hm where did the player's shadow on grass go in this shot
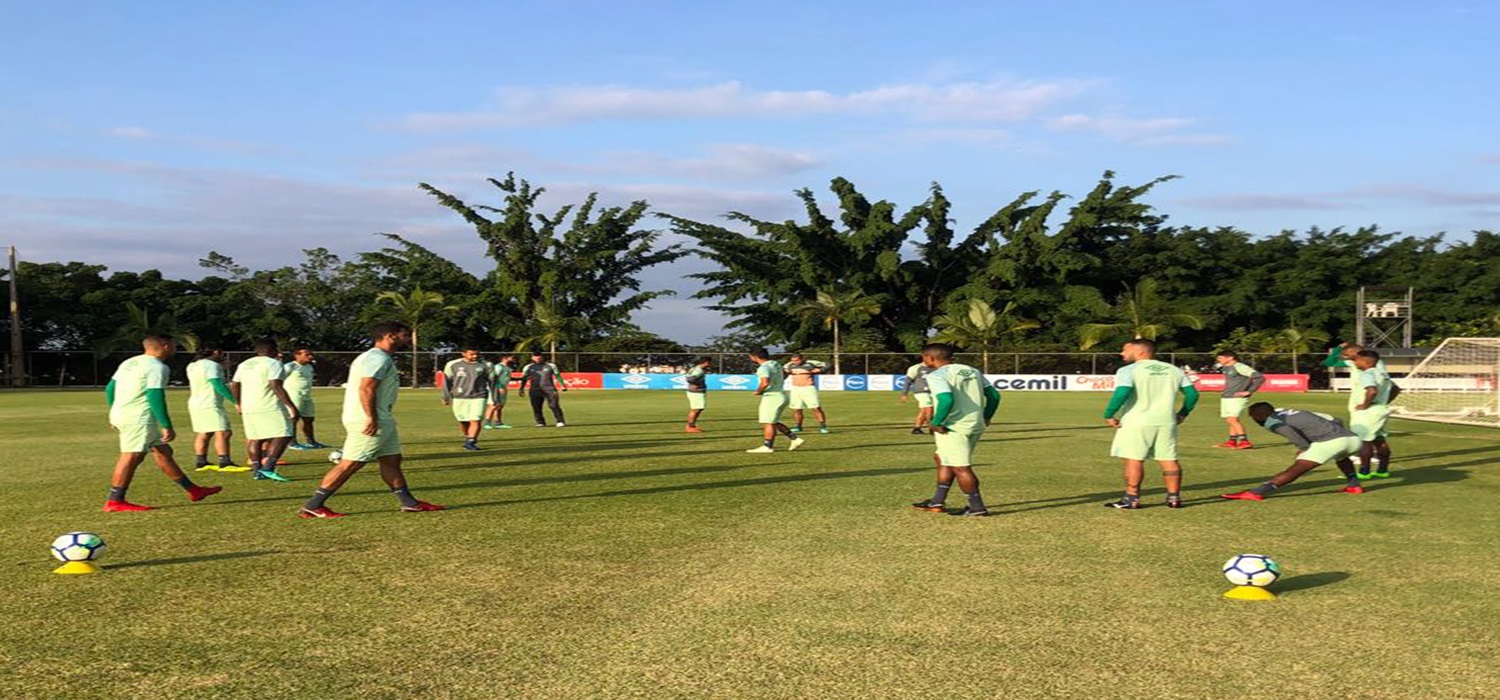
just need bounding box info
[1399,443,1500,462]
[1274,571,1351,593]
[107,550,281,570]
[451,465,927,510]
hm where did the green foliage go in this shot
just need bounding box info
[932,299,1040,371]
[1077,279,1205,349]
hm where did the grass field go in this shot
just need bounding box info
[2,388,1497,700]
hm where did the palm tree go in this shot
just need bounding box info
[375,286,458,387]
[791,289,882,374]
[932,299,1040,372]
[1078,279,1205,350]
[1255,326,1330,373]
[99,302,200,353]
[512,300,590,363]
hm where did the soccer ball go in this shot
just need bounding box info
[1222,554,1281,587]
[328,450,344,463]
[50,532,106,563]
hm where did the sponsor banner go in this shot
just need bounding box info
[561,373,604,390]
[868,374,896,392]
[710,374,759,391]
[841,374,869,391]
[817,375,845,391]
[1197,373,1309,392]
[1336,377,1489,390]
[601,373,671,390]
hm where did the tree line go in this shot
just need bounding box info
[6,172,1498,366]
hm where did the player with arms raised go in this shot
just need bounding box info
[683,356,712,433]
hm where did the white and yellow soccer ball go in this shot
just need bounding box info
[328,450,344,463]
[1223,554,1281,587]
[50,532,106,563]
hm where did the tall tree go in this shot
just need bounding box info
[1078,279,1205,350]
[375,286,458,387]
[932,299,1040,372]
[790,289,883,374]
[99,302,201,353]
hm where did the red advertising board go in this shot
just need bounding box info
[561,372,605,390]
[1193,374,1308,392]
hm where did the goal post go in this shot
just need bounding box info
[1390,338,1500,427]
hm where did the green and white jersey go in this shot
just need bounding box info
[233,356,286,413]
[488,361,514,399]
[756,360,785,393]
[442,359,492,400]
[1113,359,1192,427]
[344,347,399,424]
[1357,365,1395,406]
[187,358,227,410]
[1219,362,1264,397]
[905,363,934,394]
[109,354,170,425]
[283,361,315,398]
[684,366,708,393]
[521,362,563,392]
[1332,356,1389,410]
[928,363,989,434]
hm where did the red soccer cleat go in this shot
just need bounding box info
[276,458,291,466]
[1233,441,1255,450]
[102,500,154,512]
[400,501,446,513]
[1342,485,1365,495]
[1220,491,1265,501]
[685,426,703,433]
[186,485,223,502]
[1214,440,1239,449]
[298,506,347,519]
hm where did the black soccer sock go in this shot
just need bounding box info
[819,422,827,429]
[1375,456,1390,473]
[1166,491,1182,502]
[304,488,333,511]
[762,438,774,448]
[194,454,208,467]
[391,486,420,508]
[1250,481,1279,496]
[173,476,196,491]
[965,490,986,511]
[930,482,952,505]
[217,454,233,466]
[108,485,128,502]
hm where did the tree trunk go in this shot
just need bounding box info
[982,348,989,373]
[832,321,841,375]
[411,327,420,388]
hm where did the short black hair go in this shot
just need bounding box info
[695,356,712,365]
[1356,349,1382,361]
[195,347,222,360]
[142,334,174,349]
[1216,350,1239,360]
[1125,338,1158,354]
[1248,401,1275,422]
[253,338,279,355]
[370,320,411,340]
[748,347,770,360]
[920,343,955,362]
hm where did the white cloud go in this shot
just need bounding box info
[1179,183,1500,211]
[1046,114,1229,146]
[377,143,822,183]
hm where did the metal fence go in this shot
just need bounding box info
[2,350,1339,388]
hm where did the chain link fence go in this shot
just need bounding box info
[5,350,1336,388]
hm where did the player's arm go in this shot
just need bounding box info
[359,376,379,435]
[516,365,531,395]
[1178,384,1200,420]
[1322,347,1347,368]
[1389,381,1403,402]
[553,365,567,392]
[229,380,244,412]
[1102,386,1134,421]
[440,364,455,404]
[105,379,116,408]
[1244,368,1266,396]
[269,379,299,419]
[901,367,916,399]
[145,388,174,432]
[754,375,770,395]
[209,377,237,404]
[982,386,1001,424]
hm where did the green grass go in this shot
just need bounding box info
[1,389,1497,700]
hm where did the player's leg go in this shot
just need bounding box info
[244,436,265,472]
[1224,416,1247,447]
[686,393,705,432]
[546,391,565,425]
[1224,459,1322,501]
[813,406,829,433]
[950,467,988,516]
[1370,438,1391,477]
[255,436,294,482]
[1159,460,1184,508]
[193,431,213,470]
[791,408,804,431]
[1106,426,1148,508]
[913,453,953,511]
[211,430,241,470]
[149,443,221,502]
[104,449,151,510]
[529,392,546,426]
[300,458,365,517]
[944,432,988,515]
[373,453,444,512]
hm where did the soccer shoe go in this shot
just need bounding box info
[307,442,333,449]
[1233,441,1255,450]
[1165,496,1185,509]
[534,422,547,428]
[1220,491,1265,501]
[102,500,153,512]
[483,423,495,430]
[949,506,992,517]
[1355,472,1374,481]
[789,426,802,433]
[496,423,513,429]
[401,501,446,513]
[186,485,223,502]
[194,463,220,472]
[1104,497,1141,509]
[745,445,775,454]
[910,427,926,435]
[254,469,292,483]
[298,506,346,519]
[288,443,311,451]
[819,427,831,434]
[1214,440,1239,449]
[1342,485,1366,495]
[462,442,481,451]
[787,437,806,451]
[1372,470,1391,479]
[217,464,251,473]
[556,422,566,428]
[685,426,703,433]
[910,499,947,513]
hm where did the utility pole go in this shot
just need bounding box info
[8,246,24,387]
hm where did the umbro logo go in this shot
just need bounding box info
[621,374,653,386]
[721,376,751,387]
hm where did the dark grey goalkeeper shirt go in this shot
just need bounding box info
[1263,409,1357,450]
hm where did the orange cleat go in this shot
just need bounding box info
[186,485,223,502]
[102,500,154,512]
[1220,491,1265,501]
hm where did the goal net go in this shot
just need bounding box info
[1390,338,1500,427]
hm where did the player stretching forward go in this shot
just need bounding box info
[683,356,712,433]
[299,321,444,518]
[484,353,517,429]
[910,343,1001,517]
[186,348,246,472]
[232,339,298,482]
[785,353,830,433]
[1351,349,1399,479]
[1222,402,1366,500]
[1102,339,1199,509]
[518,351,567,427]
[1213,350,1264,449]
[102,334,222,511]
[746,348,805,453]
[441,345,492,451]
[902,359,936,434]
[284,346,329,449]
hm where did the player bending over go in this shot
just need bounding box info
[683,356,711,433]
[102,334,222,511]
[910,343,1001,517]
[745,348,805,453]
[1102,339,1199,509]
[1222,402,1366,501]
[299,321,443,518]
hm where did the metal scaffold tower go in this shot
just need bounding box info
[1356,286,1413,349]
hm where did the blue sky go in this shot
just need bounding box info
[2,1,1496,342]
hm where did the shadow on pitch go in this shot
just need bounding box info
[107,550,282,570]
[1274,571,1352,593]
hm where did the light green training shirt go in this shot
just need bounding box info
[187,358,226,410]
[344,347,400,424]
[756,360,785,394]
[109,355,170,425]
[283,361,315,398]
[1113,359,1193,427]
[927,363,989,434]
[232,356,286,414]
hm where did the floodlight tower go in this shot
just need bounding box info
[1355,286,1414,349]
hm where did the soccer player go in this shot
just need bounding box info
[1213,350,1265,449]
[1350,349,1400,479]
[1101,338,1200,509]
[441,345,492,451]
[186,348,247,473]
[909,343,1002,517]
[784,353,830,433]
[299,321,444,518]
[683,356,711,432]
[231,338,298,482]
[1322,341,1388,473]
[102,334,222,511]
[484,353,517,429]
[1222,402,1366,500]
[901,360,936,435]
[284,346,329,449]
[518,351,567,427]
[745,348,804,453]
